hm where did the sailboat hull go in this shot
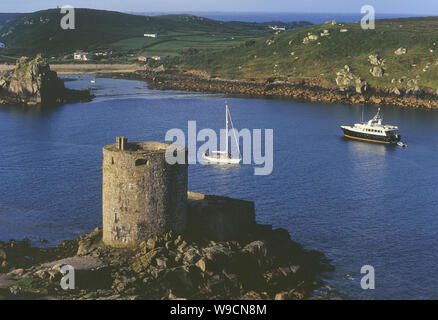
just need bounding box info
[202,154,242,164]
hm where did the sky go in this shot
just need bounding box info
[0,0,437,15]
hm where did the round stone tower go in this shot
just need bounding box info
[102,137,188,248]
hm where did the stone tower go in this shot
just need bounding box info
[102,137,188,247]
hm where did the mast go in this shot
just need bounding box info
[225,103,229,153]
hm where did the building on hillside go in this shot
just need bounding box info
[94,51,111,57]
[144,33,158,38]
[151,56,164,61]
[269,26,286,31]
[137,56,149,62]
[73,51,93,61]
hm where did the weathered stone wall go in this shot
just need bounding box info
[187,191,256,241]
[102,138,188,248]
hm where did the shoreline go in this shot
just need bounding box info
[3,62,438,109]
[119,69,438,109]
[0,64,142,75]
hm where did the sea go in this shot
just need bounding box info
[0,76,437,299]
[133,11,425,24]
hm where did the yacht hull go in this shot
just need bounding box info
[341,127,399,144]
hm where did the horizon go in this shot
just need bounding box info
[0,8,434,20]
[0,0,437,15]
[0,9,436,16]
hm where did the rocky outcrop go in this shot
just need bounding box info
[335,65,368,94]
[370,66,384,77]
[303,33,318,44]
[0,226,335,300]
[368,54,385,66]
[0,55,93,106]
[367,54,385,77]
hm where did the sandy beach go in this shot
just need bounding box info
[0,63,142,75]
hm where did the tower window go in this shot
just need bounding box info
[135,159,148,166]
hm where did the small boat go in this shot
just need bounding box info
[341,108,401,144]
[397,141,407,148]
[202,103,242,164]
[90,79,96,84]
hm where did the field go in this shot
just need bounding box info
[0,9,272,63]
[174,17,438,90]
[109,32,266,57]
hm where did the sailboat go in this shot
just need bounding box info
[202,103,242,164]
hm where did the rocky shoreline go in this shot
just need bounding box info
[123,69,438,109]
[0,225,336,300]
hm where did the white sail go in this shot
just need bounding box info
[203,103,242,164]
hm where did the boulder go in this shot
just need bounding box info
[242,241,269,267]
[155,257,168,269]
[195,258,207,272]
[9,286,22,296]
[394,47,407,55]
[275,291,289,300]
[368,54,385,66]
[183,247,201,265]
[370,66,384,77]
[0,248,6,260]
[390,88,401,95]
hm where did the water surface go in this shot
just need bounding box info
[0,76,437,299]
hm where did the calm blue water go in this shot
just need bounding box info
[1,76,437,299]
[135,12,425,24]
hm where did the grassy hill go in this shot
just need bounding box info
[0,13,22,26]
[174,17,438,91]
[0,9,277,61]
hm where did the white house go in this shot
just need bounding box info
[144,33,158,38]
[269,26,286,31]
[73,51,93,61]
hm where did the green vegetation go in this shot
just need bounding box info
[0,13,21,26]
[0,9,273,63]
[174,17,438,90]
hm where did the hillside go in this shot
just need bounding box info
[0,13,21,26]
[174,17,438,91]
[0,9,277,60]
